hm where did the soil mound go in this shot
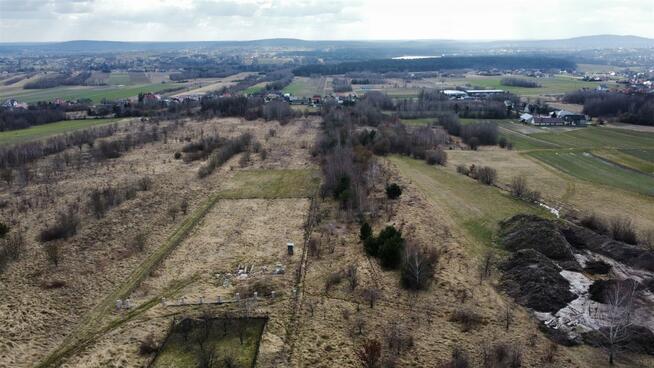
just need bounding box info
[499,214,577,264]
[499,249,576,313]
[561,224,654,272]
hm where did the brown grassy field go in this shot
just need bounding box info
[2,113,652,368]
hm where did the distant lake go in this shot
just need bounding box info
[392,55,441,60]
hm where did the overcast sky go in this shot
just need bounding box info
[1,0,653,42]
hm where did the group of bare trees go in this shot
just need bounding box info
[88,176,152,219]
[197,133,253,178]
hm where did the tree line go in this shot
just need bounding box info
[563,90,654,126]
[293,56,576,76]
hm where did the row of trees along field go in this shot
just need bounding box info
[563,90,654,126]
[293,55,576,76]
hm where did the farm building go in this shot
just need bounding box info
[443,90,468,99]
[555,110,589,126]
[531,117,565,126]
[465,89,505,97]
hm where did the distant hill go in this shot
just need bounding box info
[0,35,652,55]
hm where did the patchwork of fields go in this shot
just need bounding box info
[0,118,124,145]
[527,150,654,196]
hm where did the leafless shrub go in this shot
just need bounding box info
[542,342,558,364]
[0,168,13,186]
[356,339,382,368]
[130,232,147,253]
[40,205,80,242]
[502,301,515,331]
[642,228,654,251]
[385,322,413,356]
[580,213,610,235]
[456,164,470,176]
[442,346,470,368]
[3,230,24,261]
[180,198,189,215]
[609,216,637,245]
[239,150,250,168]
[345,264,359,291]
[138,176,153,191]
[138,334,158,355]
[167,206,179,222]
[44,242,61,267]
[308,237,321,258]
[362,287,380,308]
[510,176,528,198]
[477,250,495,285]
[475,166,497,185]
[353,315,366,336]
[450,307,483,332]
[426,148,447,166]
[325,271,343,293]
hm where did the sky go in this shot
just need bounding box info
[1,0,653,42]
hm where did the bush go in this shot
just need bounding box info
[456,164,470,176]
[325,271,343,292]
[364,225,405,269]
[40,206,80,242]
[609,216,637,244]
[426,148,447,166]
[580,213,609,235]
[499,136,508,148]
[174,151,182,160]
[386,183,402,199]
[139,334,158,355]
[0,222,8,238]
[131,232,147,253]
[44,242,61,266]
[450,307,483,332]
[360,222,372,241]
[468,137,479,150]
[476,166,497,185]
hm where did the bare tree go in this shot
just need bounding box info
[362,287,380,309]
[502,301,515,331]
[510,175,528,198]
[167,206,179,222]
[400,244,439,290]
[44,242,61,267]
[477,251,494,285]
[356,339,382,368]
[346,264,359,291]
[591,280,638,365]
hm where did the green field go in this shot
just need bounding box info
[282,77,326,97]
[620,148,654,164]
[527,150,654,196]
[592,149,654,175]
[400,118,435,126]
[0,83,184,103]
[0,118,123,145]
[217,169,319,199]
[106,72,132,85]
[390,155,547,254]
[243,82,267,95]
[465,75,613,96]
[152,318,266,368]
[497,122,654,151]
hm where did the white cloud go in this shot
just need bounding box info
[0,0,652,42]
